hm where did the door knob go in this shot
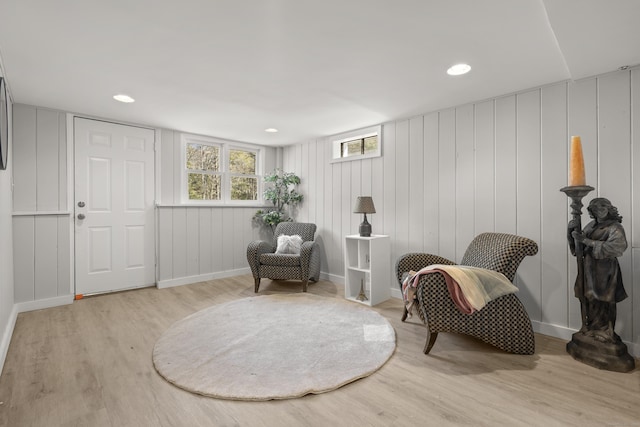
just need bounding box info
[78,201,85,208]
[77,213,86,220]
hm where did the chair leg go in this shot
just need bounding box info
[254,278,260,293]
[302,280,308,292]
[423,330,438,354]
[401,306,408,322]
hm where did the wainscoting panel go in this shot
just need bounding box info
[516,89,542,322]
[455,104,475,262]
[283,68,640,353]
[474,100,496,235]
[12,105,71,305]
[540,83,569,327]
[12,215,70,303]
[408,116,424,253]
[157,206,262,286]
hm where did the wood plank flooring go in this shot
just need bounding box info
[0,276,638,426]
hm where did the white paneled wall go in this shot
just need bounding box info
[284,69,640,354]
[12,105,71,304]
[155,129,279,288]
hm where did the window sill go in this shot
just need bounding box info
[330,152,381,164]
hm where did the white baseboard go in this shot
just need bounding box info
[0,304,18,376]
[157,267,251,289]
[16,295,74,313]
[530,320,576,342]
[319,271,344,285]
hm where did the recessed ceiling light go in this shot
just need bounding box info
[113,94,135,103]
[447,63,471,76]
[265,128,278,133]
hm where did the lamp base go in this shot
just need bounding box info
[359,214,372,237]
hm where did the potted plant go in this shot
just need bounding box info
[254,169,303,233]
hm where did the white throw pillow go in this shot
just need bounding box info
[275,234,303,254]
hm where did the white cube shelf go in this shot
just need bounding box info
[344,235,390,306]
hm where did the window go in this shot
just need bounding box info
[228,148,258,201]
[181,134,262,204]
[331,125,382,162]
[186,142,222,201]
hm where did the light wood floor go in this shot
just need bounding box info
[0,276,638,427]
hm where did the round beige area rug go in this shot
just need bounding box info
[153,293,396,401]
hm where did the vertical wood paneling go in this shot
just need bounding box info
[242,208,254,268]
[394,120,410,258]
[370,156,384,244]
[306,141,316,224]
[172,132,181,204]
[340,162,350,273]
[408,116,424,252]
[350,159,361,235]
[57,216,70,296]
[171,208,187,278]
[13,217,35,302]
[158,208,173,281]
[186,209,199,276]
[160,129,175,204]
[58,113,67,210]
[540,83,570,326]
[598,71,633,342]
[567,78,598,329]
[495,95,517,234]
[221,208,234,271]
[438,110,456,261]
[382,123,396,261]
[516,89,542,321]
[315,141,325,233]
[34,216,58,300]
[423,112,439,253]
[474,100,495,234]
[303,143,311,221]
[360,159,372,198]
[211,208,223,272]
[199,208,212,274]
[36,109,60,211]
[232,208,245,269]
[12,104,37,211]
[455,105,475,260]
[321,139,333,274]
[330,163,342,276]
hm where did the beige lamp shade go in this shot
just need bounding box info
[353,196,376,214]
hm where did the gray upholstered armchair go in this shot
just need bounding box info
[396,232,538,355]
[247,222,321,293]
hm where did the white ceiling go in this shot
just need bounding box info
[1,0,639,146]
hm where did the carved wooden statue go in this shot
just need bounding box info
[567,197,635,372]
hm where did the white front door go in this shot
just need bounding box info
[74,118,155,296]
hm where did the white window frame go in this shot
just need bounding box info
[225,144,261,204]
[180,133,264,205]
[330,124,382,163]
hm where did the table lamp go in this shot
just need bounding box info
[353,196,376,237]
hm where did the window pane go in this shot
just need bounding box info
[341,139,363,157]
[186,143,219,171]
[188,173,221,200]
[231,176,258,200]
[363,136,378,155]
[229,149,256,174]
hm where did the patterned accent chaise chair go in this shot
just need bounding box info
[247,222,321,293]
[396,232,538,355]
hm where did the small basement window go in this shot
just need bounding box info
[331,125,382,163]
